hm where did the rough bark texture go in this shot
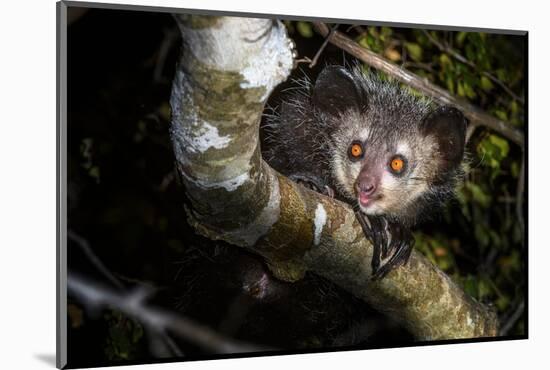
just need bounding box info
[170,15,498,340]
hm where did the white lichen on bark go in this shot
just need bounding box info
[176,16,294,102]
[313,203,327,246]
[171,16,293,195]
[170,15,293,249]
[190,121,232,153]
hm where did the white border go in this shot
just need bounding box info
[1,0,545,369]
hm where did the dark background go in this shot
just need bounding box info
[66,7,526,368]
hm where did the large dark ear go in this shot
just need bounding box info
[422,106,467,174]
[311,66,364,116]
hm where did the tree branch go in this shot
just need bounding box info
[68,273,268,354]
[170,15,498,341]
[68,230,188,357]
[312,22,524,148]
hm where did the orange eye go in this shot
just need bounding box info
[390,156,405,173]
[349,142,363,159]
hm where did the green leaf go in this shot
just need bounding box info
[446,75,455,94]
[368,26,379,38]
[480,75,494,91]
[511,160,520,178]
[380,27,393,38]
[456,31,467,45]
[457,81,465,97]
[358,35,369,49]
[489,230,502,248]
[477,134,510,170]
[466,182,491,208]
[496,295,510,311]
[463,81,477,99]
[405,42,423,62]
[478,277,493,299]
[455,185,472,220]
[494,109,508,121]
[489,134,510,158]
[439,53,452,67]
[132,322,144,343]
[296,22,313,38]
[463,275,478,298]
[89,166,100,183]
[510,100,519,114]
[495,68,509,82]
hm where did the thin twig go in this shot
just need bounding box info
[68,273,271,354]
[312,22,524,148]
[499,301,525,336]
[161,334,185,357]
[153,27,180,84]
[68,230,125,290]
[346,24,366,35]
[465,123,479,143]
[309,24,339,68]
[68,230,185,356]
[294,56,313,65]
[516,153,525,239]
[158,166,177,192]
[401,61,435,74]
[146,327,185,358]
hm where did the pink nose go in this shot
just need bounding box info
[356,177,377,196]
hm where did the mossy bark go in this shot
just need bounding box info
[170,15,498,340]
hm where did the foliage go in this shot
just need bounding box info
[104,310,144,361]
[352,25,525,334]
[286,21,526,335]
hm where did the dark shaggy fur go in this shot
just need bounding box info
[262,65,467,227]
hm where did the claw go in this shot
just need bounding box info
[355,211,414,280]
[324,185,335,198]
[289,174,335,198]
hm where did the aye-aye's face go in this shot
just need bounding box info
[329,110,442,219]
